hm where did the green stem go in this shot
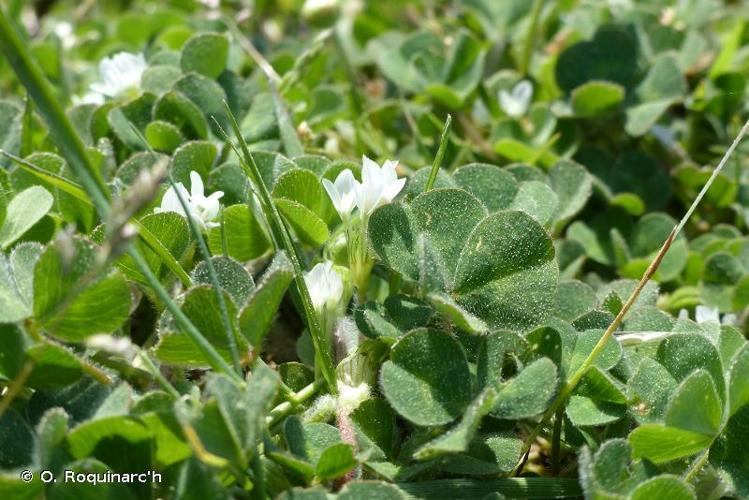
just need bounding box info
[683,448,711,483]
[137,350,181,400]
[0,149,193,288]
[0,360,34,419]
[267,378,328,426]
[424,115,452,192]
[128,248,241,381]
[520,0,545,76]
[0,6,110,214]
[222,105,338,393]
[166,174,243,375]
[512,117,749,476]
[0,4,240,383]
[551,406,563,475]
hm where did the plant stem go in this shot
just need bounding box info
[425,115,452,192]
[520,0,545,76]
[0,7,240,382]
[551,406,563,475]
[0,360,34,419]
[166,174,243,375]
[128,248,241,381]
[222,106,338,392]
[0,6,110,214]
[137,351,181,400]
[267,378,327,426]
[512,117,749,476]
[683,448,711,483]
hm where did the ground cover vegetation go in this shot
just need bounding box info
[0,0,748,498]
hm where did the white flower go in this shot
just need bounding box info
[86,334,136,361]
[199,0,220,8]
[154,171,224,230]
[694,305,737,326]
[302,0,338,18]
[355,155,405,216]
[53,21,75,49]
[322,169,358,221]
[89,52,147,99]
[304,261,343,313]
[499,80,533,118]
[336,380,370,414]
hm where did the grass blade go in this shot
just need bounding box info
[0,7,110,213]
[0,149,193,288]
[220,103,337,392]
[425,114,452,192]
[397,477,582,499]
[0,6,238,381]
[512,117,749,476]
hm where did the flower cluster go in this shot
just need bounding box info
[322,155,405,302]
[154,171,224,230]
[322,155,405,221]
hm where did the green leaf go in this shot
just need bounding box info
[509,181,559,226]
[728,344,749,417]
[630,476,695,500]
[192,256,254,308]
[207,204,270,262]
[154,90,209,139]
[155,285,248,366]
[656,334,725,403]
[170,140,217,185]
[0,185,53,249]
[118,212,191,285]
[437,433,522,476]
[566,395,625,426]
[571,81,625,117]
[284,417,342,465]
[453,164,518,213]
[625,55,687,136]
[549,160,592,226]
[145,120,184,153]
[33,239,132,341]
[709,405,749,499]
[491,358,557,419]
[0,409,33,468]
[351,398,397,461]
[452,210,558,330]
[238,252,294,347]
[337,481,407,500]
[414,387,497,459]
[380,329,472,426]
[315,443,358,481]
[25,343,82,389]
[665,369,722,436]
[629,424,713,463]
[627,357,678,424]
[275,198,330,246]
[555,25,637,93]
[180,33,229,79]
[174,73,229,135]
[567,329,622,375]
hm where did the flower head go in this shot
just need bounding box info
[322,169,358,221]
[355,155,405,216]
[304,261,344,313]
[154,171,224,230]
[88,52,147,99]
[499,80,533,118]
[693,305,737,326]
